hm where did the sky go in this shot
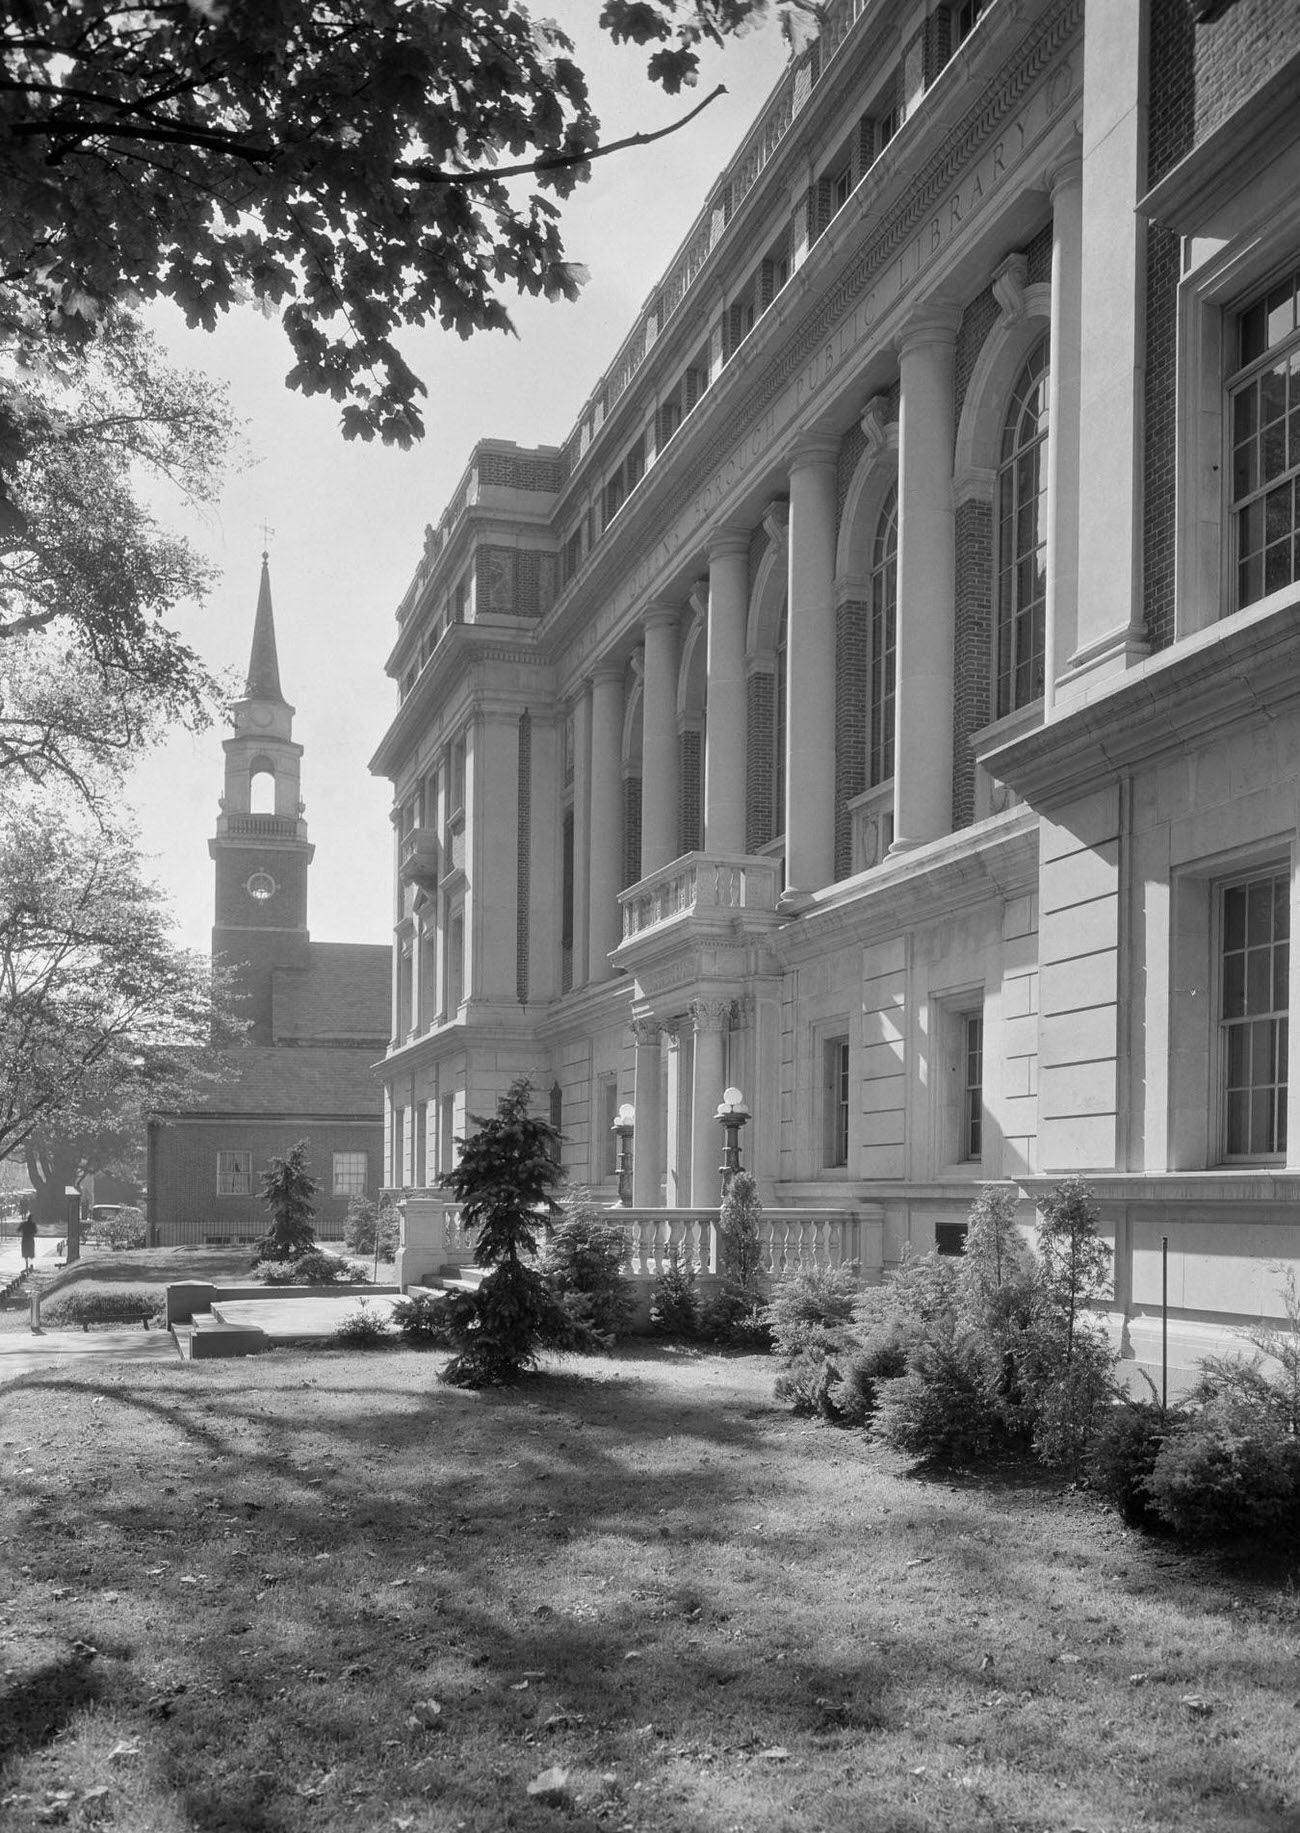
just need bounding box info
[128,5,791,957]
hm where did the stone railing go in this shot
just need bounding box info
[619,852,781,943]
[615,1208,871,1280]
[220,813,301,840]
[384,1192,470,1287]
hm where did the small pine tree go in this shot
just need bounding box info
[718,1171,765,1293]
[256,1142,318,1262]
[649,1248,699,1338]
[541,1190,635,1345]
[437,1078,567,1387]
[1023,1178,1117,1470]
[1034,1177,1112,1366]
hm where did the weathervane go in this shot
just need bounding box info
[259,518,275,560]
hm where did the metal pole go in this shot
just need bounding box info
[1161,1233,1168,1414]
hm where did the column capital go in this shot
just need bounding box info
[690,995,736,1035]
[1047,140,1083,201]
[894,302,963,359]
[630,1016,662,1048]
[588,658,625,688]
[707,525,751,562]
[642,603,679,633]
[787,430,841,471]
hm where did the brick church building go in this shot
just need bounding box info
[148,558,389,1245]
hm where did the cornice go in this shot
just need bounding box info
[368,623,554,780]
[774,808,1039,962]
[979,597,1300,811]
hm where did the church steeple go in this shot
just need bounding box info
[209,553,314,1038]
[245,553,287,704]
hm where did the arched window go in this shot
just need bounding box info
[995,338,1050,717]
[868,484,898,787]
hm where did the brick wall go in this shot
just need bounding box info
[151,1117,384,1245]
[679,728,702,853]
[1189,0,1299,144]
[474,545,556,617]
[835,600,869,879]
[623,775,642,889]
[746,672,775,852]
[952,498,993,829]
[516,712,531,1005]
[954,289,999,430]
[477,450,566,492]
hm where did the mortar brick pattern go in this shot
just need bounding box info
[1190,0,1295,145]
[679,729,703,853]
[477,451,566,492]
[623,775,643,889]
[835,600,869,879]
[954,289,999,428]
[952,498,993,829]
[746,671,775,852]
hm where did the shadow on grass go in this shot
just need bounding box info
[0,1655,102,1759]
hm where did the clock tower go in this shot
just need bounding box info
[209,554,315,1041]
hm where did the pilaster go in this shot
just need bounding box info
[783,435,840,902]
[704,528,750,855]
[640,608,681,876]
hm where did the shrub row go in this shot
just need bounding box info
[43,1288,162,1330]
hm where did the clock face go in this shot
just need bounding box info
[246,871,278,902]
[251,705,273,728]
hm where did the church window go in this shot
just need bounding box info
[332,1151,368,1197]
[869,485,898,787]
[216,1149,253,1196]
[995,337,1050,717]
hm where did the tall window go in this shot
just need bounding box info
[869,485,898,787]
[772,602,788,839]
[1231,263,1300,610]
[823,1036,850,1168]
[960,1011,984,1162]
[216,1150,253,1196]
[995,338,1050,717]
[1221,871,1290,1159]
[332,1152,368,1197]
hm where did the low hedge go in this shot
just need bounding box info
[42,1288,163,1331]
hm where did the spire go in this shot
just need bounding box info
[246,552,286,704]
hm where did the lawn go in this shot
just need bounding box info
[1,1343,1297,1833]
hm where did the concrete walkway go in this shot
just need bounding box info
[0,1326,182,1382]
[211,1291,403,1340]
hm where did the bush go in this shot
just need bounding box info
[255,1249,366,1286]
[333,1299,395,1348]
[84,1206,147,1251]
[1024,1323,1118,1472]
[768,1263,861,1361]
[827,1328,911,1426]
[540,1193,635,1346]
[718,1172,765,1293]
[43,1288,161,1330]
[774,1347,840,1418]
[344,1196,401,1260]
[697,1283,772,1349]
[391,1290,458,1348]
[649,1250,698,1339]
[1144,1399,1300,1541]
[1088,1400,1180,1529]
[873,1330,1000,1465]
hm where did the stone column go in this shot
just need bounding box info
[893,309,960,850]
[664,1023,684,1207]
[783,438,839,899]
[1067,0,1148,692]
[1044,148,1083,709]
[640,608,680,877]
[631,1019,664,1206]
[571,686,591,988]
[587,663,625,982]
[704,529,750,855]
[689,998,732,1208]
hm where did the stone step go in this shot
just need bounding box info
[175,1309,270,1360]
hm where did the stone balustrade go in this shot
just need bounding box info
[619,852,781,943]
[615,1207,873,1280]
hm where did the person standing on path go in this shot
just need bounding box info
[19,1208,36,1272]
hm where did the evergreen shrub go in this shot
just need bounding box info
[255,1141,318,1262]
[391,1290,458,1348]
[256,1249,365,1286]
[649,1249,698,1338]
[84,1207,147,1251]
[43,1289,161,1330]
[333,1299,395,1348]
[344,1196,401,1260]
[540,1191,635,1346]
[1087,1400,1180,1529]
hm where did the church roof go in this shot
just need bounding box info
[153,1042,381,1119]
[246,554,287,703]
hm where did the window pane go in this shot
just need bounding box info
[1224,885,1246,949]
[1262,359,1288,425]
[1248,878,1274,945]
[1226,1019,1250,1083]
[1226,1087,1249,1155]
[1266,282,1296,351]
[1274,940,1290,1011]
[1274,876,1291,940]
[1234,384,1258,443]
[1241,300,1267,365]
[1250,1086,1275,1155]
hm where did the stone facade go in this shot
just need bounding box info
[370,0,1300,1383]
[149,561,389,1245]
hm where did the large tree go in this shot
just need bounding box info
[0,788,243,1168]
[0,311,235,797]
[0,0,773,449]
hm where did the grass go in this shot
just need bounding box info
[1,1343,1298,1833]
[0,1246,395,1337]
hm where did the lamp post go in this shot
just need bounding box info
[612,1103,635,1207]
[715,1086,751,1201]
